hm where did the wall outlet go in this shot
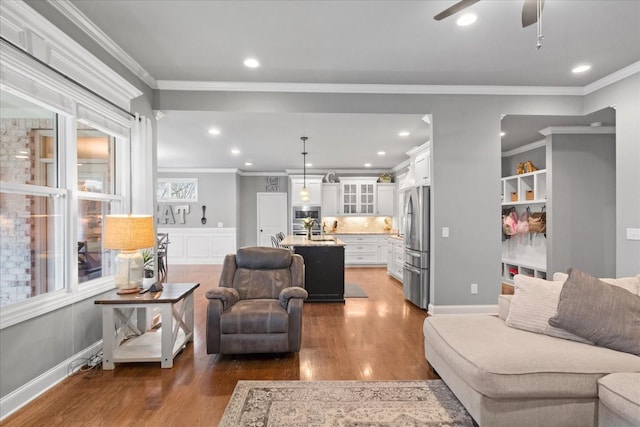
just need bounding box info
[442,227,449,238]
[470,283,478,294]
[217,222,223,228]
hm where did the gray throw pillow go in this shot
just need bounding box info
[549,268,640,356]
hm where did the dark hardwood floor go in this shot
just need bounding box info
[3,265,437,426]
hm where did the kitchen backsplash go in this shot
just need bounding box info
[322,216,395,234]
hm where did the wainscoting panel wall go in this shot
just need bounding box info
[158,228,236,264]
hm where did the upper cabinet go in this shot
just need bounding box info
[412,142,431,186]
[322,183,341,216]
[341,177,377,216]
[401,141,431,189]
[290,175,323,206]
[376,183,395,216]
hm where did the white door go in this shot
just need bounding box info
[257,192,288,247]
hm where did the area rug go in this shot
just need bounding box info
[344,282,368,298]
[219,380,474,426]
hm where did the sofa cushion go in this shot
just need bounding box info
[423,315,640,400]
[506,275,592,344]
[549,268,640,356]
[220,300,288,334]
[598,373,640,424]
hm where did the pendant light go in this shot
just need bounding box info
[300,136,310,202]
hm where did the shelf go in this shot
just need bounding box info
[502,258,545,271]
[502,199,546,206]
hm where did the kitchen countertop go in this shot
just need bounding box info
[386,234,404,241]
[280,235,346,247]
[324,231,398,235]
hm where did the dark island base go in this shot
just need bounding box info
[294,245,345,303]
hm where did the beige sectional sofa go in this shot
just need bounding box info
[423,272,640,427]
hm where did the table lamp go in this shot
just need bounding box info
[104,214,155,294]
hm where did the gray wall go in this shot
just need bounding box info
[238,176,289,248]
[584,73,640,276]
[156,90,588,307]
[157,171,238,228]
[547,133,616,277]
[502,146,546,178]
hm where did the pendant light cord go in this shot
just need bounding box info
[301,136,308,188]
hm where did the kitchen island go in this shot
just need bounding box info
[280,235,346,302]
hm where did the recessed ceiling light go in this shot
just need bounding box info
[244,58,260,68]
[244,161,253,166]
[364,163,372,168]
[377,151,386,156]
[305,163,312,167]
[19,150,28,154]
[208,128,220,135]
[231,149,240,155]
[15,155,29,159]
[398,131,410,137]
[500,131,506,137]
[572,64,591,74]
[457,13,477,26]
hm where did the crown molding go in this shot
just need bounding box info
[0,1,142,109]
[582,61,640,95]
[158,168,239,174]
[238,171,289,177]
[538,126,616,136]
[156,80,585,96]
[45,0,157,89]
[501,139,546,157]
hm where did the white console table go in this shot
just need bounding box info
[95,282,199,369]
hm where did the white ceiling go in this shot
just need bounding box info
[66,0,640,171]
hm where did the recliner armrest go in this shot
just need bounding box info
[206,287,240,310]
[279,286,308,309]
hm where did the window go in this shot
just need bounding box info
[0,87,126,306]
[0,90,63,306]
[76,125,120,284]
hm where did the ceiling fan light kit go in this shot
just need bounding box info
[434,0,546,48]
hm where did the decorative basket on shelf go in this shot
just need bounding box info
[525,190,534,200]
[378,172,393,183]
[510,192,518,202]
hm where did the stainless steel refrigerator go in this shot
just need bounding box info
[403,186,430,309]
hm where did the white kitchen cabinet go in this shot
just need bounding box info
[322,183,341,216]
[376,183,394,216]
[334,234,387,265]
[341,178,377,216]
[386,236,404,282]
[290,176,323,206]
[413,143,431,186]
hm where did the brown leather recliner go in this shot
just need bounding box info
[205,247,307,355]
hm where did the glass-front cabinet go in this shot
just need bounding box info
[341,178,377,216]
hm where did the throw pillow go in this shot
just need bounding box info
[553,271,639,295]
[549,268,640,356]
[506,274,592,344]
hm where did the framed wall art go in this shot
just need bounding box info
[157,178,198,202]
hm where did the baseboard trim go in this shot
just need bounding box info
[427,304,498,316]
[0,340,102,421]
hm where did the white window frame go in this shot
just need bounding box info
[0,18,140,328]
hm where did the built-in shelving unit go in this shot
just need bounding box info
[500,169,547,284]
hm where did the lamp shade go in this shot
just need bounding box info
[104,214,155,251]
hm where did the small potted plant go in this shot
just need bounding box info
[142,249,155,285]
[302,217,316,240]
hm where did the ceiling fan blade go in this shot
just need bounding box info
[434,0,481,21]
[522,0,545,27]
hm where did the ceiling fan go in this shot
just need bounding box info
[434,0,544,28]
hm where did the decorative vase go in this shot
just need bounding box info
[306,228,311,240]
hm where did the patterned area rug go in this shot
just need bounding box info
[220,380,474,426]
